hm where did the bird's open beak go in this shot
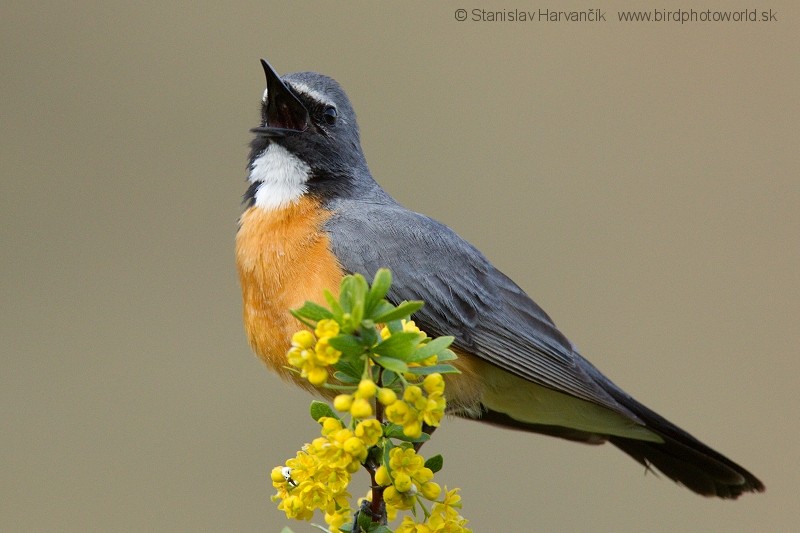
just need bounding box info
[250,59,309,138]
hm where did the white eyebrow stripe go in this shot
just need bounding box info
[287,81,335,108]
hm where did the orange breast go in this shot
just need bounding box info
[235,197,487,410]
[235,198,345,390]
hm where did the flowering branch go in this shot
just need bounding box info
[270,269,471,532]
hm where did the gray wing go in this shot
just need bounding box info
[325,200,638,419]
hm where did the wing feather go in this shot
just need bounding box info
[325,200,637,419]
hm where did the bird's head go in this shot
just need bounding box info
[246,60,368,210]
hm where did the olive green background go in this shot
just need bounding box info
[2,2,797,532]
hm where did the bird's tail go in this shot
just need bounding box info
[603,388,765,498]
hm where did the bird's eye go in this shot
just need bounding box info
[323,106,337,126]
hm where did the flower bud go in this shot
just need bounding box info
[350,398,373,419]
[333,394,353,412]
[357,379,377,399]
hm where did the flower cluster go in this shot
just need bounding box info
[377,320,448,439]
[271,415,384,531]
[383,375,446,439]
[375,447,440,517]
[333,378,379,419]
[394,488,470,533]
[286,319,342,385]
[270,270,467,532]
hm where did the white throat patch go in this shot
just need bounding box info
[248,144,311,211]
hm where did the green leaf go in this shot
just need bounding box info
[321,383,360,391]
[290,301,333,322]
[407,336,454,363]
[405,363,460,376]
[359,322,378,347]
[350,275,368,323]
[373,331,424,359]
[365,268,392,313]
[357,506,374,531]
[385,424,431,443]
[324,290,344,320]
[386,319,404,334]
[372,301,424,323]
[368,300,395,322]
[370,526,393,533]
[310,401,338,422]
[338,276,353,313]
[374,356,408,374]
[435,348,458,362]
[379,369,398,387]
[424,454,444,473]
[333,359,363,380]
[339,274,368,315]
[328,334,367,357]
[332,371,360,384]
[279,527,295,533]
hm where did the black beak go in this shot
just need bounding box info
[250,59,309,138]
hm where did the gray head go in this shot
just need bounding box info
[245,60,370,210]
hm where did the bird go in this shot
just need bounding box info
[235,59,765,499]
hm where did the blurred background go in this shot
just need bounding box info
[2,1,797,531]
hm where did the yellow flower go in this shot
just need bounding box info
[384,485,416,511]
[286,337,333,385]
[375,465,392,486]
[388,447,424,477]
[320,416,344,436]
[270,466,285,484]
[420,393,446,427]
[403,420,423,439]
[414,466,434,485]
[285,346,308,369]
[433,487,466,521]
[307,366,328,385]
[395,516,432,533]
[324,509,350,533]
[285,450,317,485]
[385,400,412,425]
[291,330,315,349]
[422,373,445,395]
[401,320,423,335]
[420,481,441,500]
[314,337,341,366]
[318,464,350,495]
[380,319,426,340]
[278,494,312,520]
[343,437,367,460]
[403,385,423,404]
[314,319,340,339]
[439,487,462,508]
[393,486,471,533]
[298,481,329,510]
[354,419,382,447]
[393,472,413,492]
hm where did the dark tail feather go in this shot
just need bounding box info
[610,434,763,498]
[603,390,764,498]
